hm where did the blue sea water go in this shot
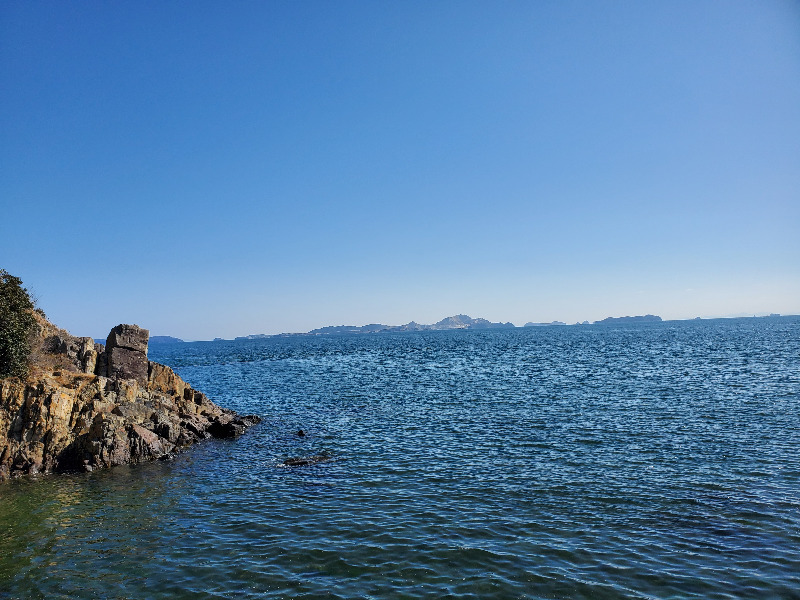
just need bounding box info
[1,317,799,599]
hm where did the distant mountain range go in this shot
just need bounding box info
[234,314,515,340]
[593,315,662,325]
[113,314,688,343]
[149,313,799,342]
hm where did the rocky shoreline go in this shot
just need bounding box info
[0,314,259,480]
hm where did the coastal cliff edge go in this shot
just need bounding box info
[0,312,259,480]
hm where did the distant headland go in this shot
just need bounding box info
[149,335,185,344]
[232,313,670,340]
[235,314,515,340]
[593,314,662,325]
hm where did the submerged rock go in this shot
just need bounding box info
[279,454,332,467]
[0,315,260,480]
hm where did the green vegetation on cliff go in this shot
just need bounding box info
[0,270,39,379]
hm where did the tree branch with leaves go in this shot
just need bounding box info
[0,270,39,379]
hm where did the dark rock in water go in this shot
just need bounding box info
[297,429,305,437]
[207,414,262,439]
[280,454,331,467]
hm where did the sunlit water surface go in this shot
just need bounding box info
[1,317,799,599]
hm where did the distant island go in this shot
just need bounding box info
[235,314,515,340]
[593,315,662,325]
[227,312,800,341]
[108,312,796,343]
[149,335,185,344]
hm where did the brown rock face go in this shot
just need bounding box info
[40,332,97,375]
[0,319,260,481]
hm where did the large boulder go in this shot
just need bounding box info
[106,324,149,385]
[106,324,149,354]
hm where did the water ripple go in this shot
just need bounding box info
[1,317,799,599]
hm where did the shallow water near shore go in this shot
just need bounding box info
[2,317,799,599]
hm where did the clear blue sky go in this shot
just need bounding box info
[2,1,799,339]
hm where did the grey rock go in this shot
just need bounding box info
[82,349,98,375]
[107,346,148,386]
[43,334,98,374]
[95,349,108,377]
[106,324,149,354]
[105,325,149,385]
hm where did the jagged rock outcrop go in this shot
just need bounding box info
[0,315,260,480]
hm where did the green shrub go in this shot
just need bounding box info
[0,270,38,379]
